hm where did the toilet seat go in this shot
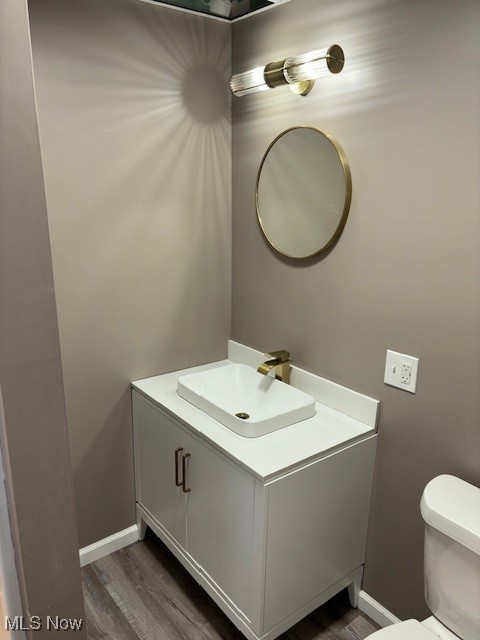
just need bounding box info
[367,620,441,639]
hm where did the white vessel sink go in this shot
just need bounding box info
[177,363,316,437]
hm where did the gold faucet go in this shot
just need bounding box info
[257,350,291,384]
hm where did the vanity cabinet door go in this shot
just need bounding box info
[133,393,187,548]
[185,435,255,619]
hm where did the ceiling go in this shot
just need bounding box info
[144,0,278,20]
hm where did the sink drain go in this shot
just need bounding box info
[235,412,250,420]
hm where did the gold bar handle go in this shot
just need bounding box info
[175,447,183,486]
[182,453,191,493]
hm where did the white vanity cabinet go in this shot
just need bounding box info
[132,352,378,640]
[185,433,255,618]
[134,394,255,621]
[134,394,187,547]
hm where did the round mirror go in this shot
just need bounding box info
[256,127,352,259]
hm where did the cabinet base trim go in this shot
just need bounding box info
[259,568,362,640]
[357,591,401,628]
[79,524,139,567]
[138,504,364,640]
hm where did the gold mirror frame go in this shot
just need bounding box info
[256,126,352,260]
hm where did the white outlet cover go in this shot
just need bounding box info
[384,350,419,394]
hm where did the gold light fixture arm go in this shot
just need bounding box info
[264,60,288,88]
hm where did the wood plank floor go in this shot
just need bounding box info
[82,529,380,640]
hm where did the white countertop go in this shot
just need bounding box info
[132,350,378,481]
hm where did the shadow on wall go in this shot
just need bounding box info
[29,0,232,547]
[182,65,228,123]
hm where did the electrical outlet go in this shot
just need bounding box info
[400,363,412,384]
[384,350,419,393]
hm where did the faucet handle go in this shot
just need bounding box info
[265,349,290,362]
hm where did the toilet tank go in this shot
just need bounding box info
[421,475,480,640]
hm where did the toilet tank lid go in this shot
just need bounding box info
[420,475,480,555]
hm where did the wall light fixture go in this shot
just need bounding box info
[229,44,344,97]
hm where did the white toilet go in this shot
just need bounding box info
[367,475,480,640]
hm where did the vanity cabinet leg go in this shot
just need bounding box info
[137,512,147,541]
[347,566,363,608]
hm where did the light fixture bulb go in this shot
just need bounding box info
[229,66,270,97]
[283,45,344,84]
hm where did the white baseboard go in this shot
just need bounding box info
[358,590,401,628]
[79,524,139,567]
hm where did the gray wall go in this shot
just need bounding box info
[232,0,480,620]
[28,0,231,547]
[0,0,86,633]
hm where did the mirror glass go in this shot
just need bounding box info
[256,127,351,259]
